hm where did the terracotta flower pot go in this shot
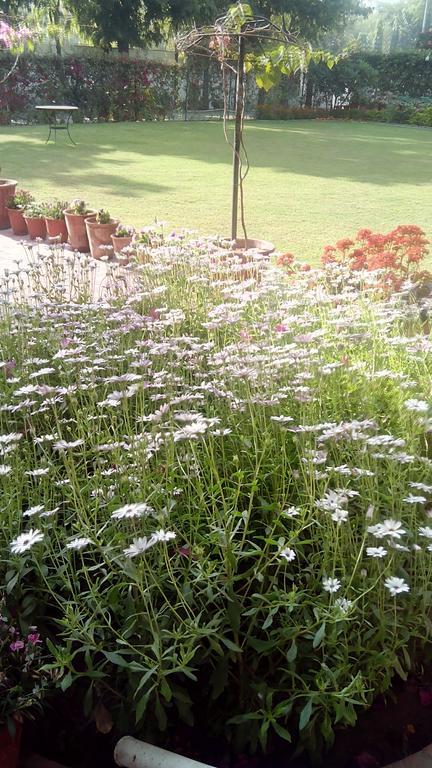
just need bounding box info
[23,216,46,240]
[6,208,27,236]
[0,720,23,768]
[86,216,118,260]
[0,180,17,230]
[45,217,68,243]
[64,210,96,253]
[111,234,132,256]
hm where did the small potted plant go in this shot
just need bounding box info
[23,203,47,240]
[64,199,95,252]
[44,200,69,243]
[6,190,33,236]
[0,603,51,768]
[0,178,17,229]
[85,209,118,260]
[111,223,135,256]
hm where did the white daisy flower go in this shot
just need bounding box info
[334,598,353,613]
[280,547,296,562]
[123,536,157,558]
[404,399,429,413]
[403,494,427,504]
[366,546,388,558]
[418,526,432,539]
[53,439,85,451]
[282,506,300,518]
[331,509,349,523]
[151,529,176,543]
[25,468,50,477]
[111,502,154,520]
[23,504,45,518]
[0,464,12,476]
[66,537,92,551]
[367,519,406,539]
[384,576,410,596]
[410,482,432,493]
[322,576,341,594]
[11,528,44,554]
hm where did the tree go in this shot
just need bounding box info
[178,3,336,241]
[64,0,369,54]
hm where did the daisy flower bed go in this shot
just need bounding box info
[1,231,432,763]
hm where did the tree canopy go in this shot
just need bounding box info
[63,0,370,52]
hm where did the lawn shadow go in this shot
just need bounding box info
[1,120,431,191]
[25,120,431,189]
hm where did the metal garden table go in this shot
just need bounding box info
[35,105,79,145]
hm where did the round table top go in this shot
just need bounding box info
[35,105,79,111]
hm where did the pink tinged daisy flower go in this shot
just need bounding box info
[384,576,410,596]
[10,640,25,652]
[27,632,41,644]
[10,528,44,554]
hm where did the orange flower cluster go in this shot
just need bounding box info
[276,252,295,270]
[321,225,430,291]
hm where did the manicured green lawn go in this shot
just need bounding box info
[1,120,431,260]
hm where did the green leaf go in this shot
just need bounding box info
[286,640,297,663]
[155,696,168,730]
[210,657,229,700]
[228,713,262,725]
[263,607,278,630]
[60,671,73,692]
[221,637,242,653]
[160,677,172,703]
[248,637,275,652]
[135,690,152,724]
[272,721,292,742]
[103,651,130,668]
[393,656,408,681]
[299,699,313,731]
[313,622,326,649]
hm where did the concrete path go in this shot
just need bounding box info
[0,229,29,269]
[0,228,115,299]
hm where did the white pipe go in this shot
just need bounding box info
[114,736,216,768]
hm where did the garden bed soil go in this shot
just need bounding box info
[21,672,432,768]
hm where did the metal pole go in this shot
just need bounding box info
[114,737,215,768]
[422,0,430,32]
[231,32,246,242]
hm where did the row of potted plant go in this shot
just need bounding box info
[6,191,136,260]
